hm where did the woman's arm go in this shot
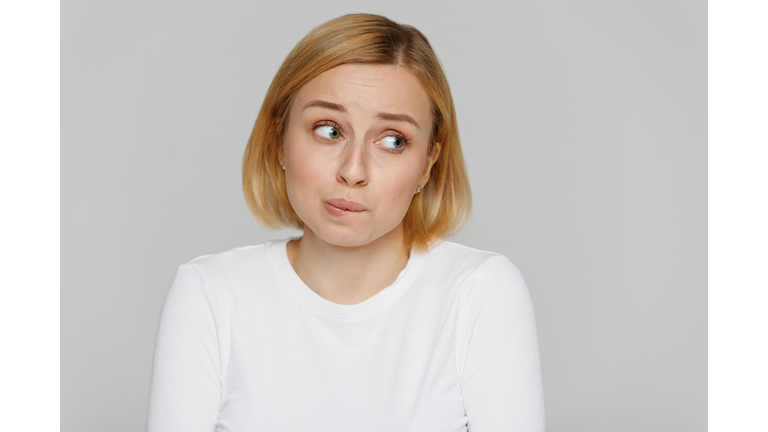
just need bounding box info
[147,263,221,432]
[459,255,546,432]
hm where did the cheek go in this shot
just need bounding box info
[282,132,323,210]
[378,161,423,210]
[286,150,324,190]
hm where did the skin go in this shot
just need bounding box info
[278,63,441,305]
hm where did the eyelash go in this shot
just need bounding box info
[311,120,412,152]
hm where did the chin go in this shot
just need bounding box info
[315,225,375,248]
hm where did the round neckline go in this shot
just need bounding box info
[269,236,425,319]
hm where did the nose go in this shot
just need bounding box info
[336,138,368,188]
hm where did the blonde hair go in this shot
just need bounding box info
[242,13,471,252]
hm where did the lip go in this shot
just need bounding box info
[325,197,367,212]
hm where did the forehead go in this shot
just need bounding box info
[292,64,432,123]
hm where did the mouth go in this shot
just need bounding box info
[325,197,367,216]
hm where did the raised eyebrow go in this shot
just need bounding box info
[376,112,421,130]
[302,100,347,113]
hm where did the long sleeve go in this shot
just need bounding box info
[459,255,546,432]
[147,263,222,432]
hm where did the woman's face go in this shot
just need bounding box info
[281,63,439,248]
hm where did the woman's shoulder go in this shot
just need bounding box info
[179,238,285,283]
[424,240,528,295]
[427,239,522,276]
[428,240,533,315]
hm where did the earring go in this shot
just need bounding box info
[281,163,285,170]
[417,186,422,193]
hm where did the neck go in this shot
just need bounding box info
[286,224,409,305]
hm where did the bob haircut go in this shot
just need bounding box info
[242,13,471,252]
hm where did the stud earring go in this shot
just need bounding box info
[417,186,422,193]
[281,163,285,170]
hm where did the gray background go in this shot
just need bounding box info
[62,1,706,431]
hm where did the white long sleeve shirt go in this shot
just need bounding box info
[147,237,545,431]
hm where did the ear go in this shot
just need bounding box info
[277,145,284,166]
[419,142,442,186]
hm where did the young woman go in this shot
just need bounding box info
[147,13,545,432]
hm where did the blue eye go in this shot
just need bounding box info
[316,125,342,139]
[381,136,406,149]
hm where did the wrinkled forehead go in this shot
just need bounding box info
[290,63,433,126]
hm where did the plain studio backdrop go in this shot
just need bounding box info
[62,1,706,431]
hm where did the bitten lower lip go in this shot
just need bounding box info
[326,198,367,211]
[325,198,367,217]
[325,202,351,217]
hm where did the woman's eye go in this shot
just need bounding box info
[381,136,405,149]
[315,125,342,140]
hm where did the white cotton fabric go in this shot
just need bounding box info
[147,237,545,432]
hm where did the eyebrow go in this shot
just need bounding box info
[302,99,421,130]
[302,99,347,113]
[376,112,421,130]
